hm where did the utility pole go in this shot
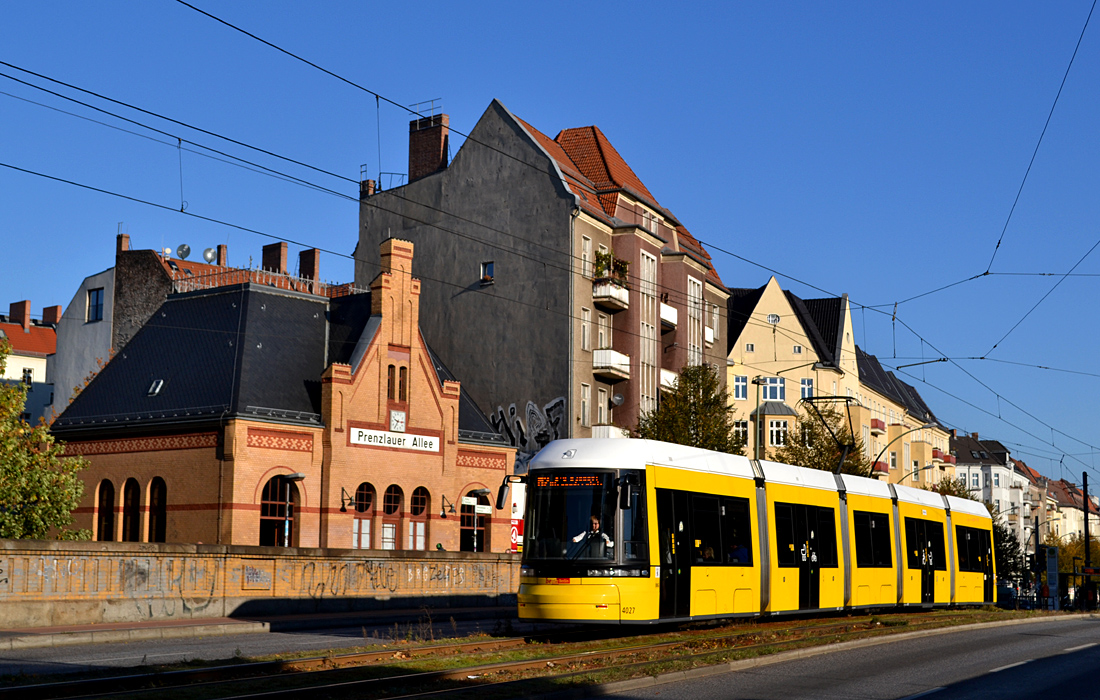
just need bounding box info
[1084,471,1091,610]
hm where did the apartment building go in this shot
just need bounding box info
[724,276,950,482]
[356,101,729,464]
[951,431,1034,547]
[0,300,61,424]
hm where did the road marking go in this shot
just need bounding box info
[901,688,944,699]
[988,660,1029,673]
[1063,642,1098,653]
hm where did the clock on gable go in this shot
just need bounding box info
[389,409,406,433]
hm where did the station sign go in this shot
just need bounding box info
[350,428,439,452]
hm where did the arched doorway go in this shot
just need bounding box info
[96,479,115,542]
[259,475,301,547]
[460,490,491,553]
[121,478,141,542]
[381,485,403,550]
[148,477,167,543]
[408,487,430,550]
[353,482,375,549]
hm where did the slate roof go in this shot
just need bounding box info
[855,346,939,425]
[751,401,798,417]
[725,287,766,356]
[949,432,1010,466]
[52,284,504,445]
[785,292,838,366]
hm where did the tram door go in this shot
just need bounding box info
[906,518,935,604]
[796,505,821,610]
[657,489,691,618]
[980,529,994,602]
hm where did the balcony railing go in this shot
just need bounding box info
[870,418,886,436]
[660,368,678,392]
[873,460,889,475]
[591,424,629,439]
[932,448,944,463]
[593,280,629,311]
[660,302,677,330]
[593,348,630,382]
[944,454,956,465]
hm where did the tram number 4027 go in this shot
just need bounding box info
[622,607,636,614]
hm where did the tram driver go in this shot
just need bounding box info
[572,515,614,557]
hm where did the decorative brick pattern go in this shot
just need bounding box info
[456,451,507,471]
[247,428,313,452]
[70,433,218,456]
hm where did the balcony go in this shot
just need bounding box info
[870,418,886,436]
[660,368,678,392]
[591,424,629,439]
[932,448,944,463]
[660,302,678,330]
[593,348,630,382]
[873,460,889,475]
[944,454,956,465]
[593,280,629,311]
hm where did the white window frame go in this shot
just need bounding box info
[639,251,658,414]
[597,313,610,349]
[580,383,591,428]
[800,378,813,399]
[734,420,749,445]
[352,518,371,549]
[406,520,426,551]
[687,276,703,366]
[597,388,608,425]
[769,419,788,447]
[745,343,755,353]
[734,375,748,400]
[581,307,591,351]
[581,236,593,278]
[381,522,397,550]
[793,345,803,355]
[762,377,785,401]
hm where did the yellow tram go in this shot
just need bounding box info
[514,439,994,624]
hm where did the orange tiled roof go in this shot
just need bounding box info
[556,126,659,206]
[0,322,56,356]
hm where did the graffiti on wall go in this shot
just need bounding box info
[489,397,566,471]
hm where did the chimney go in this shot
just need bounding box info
[262,242,287,274]
[971,432,979,440]
[216,244,228,267]
[42,305,62,325]
[116,233,131,255]
[9,300,31,332]
[360,179,377,198]
[299,248,320,282]
[408,114,449,182]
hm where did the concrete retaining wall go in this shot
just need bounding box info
[0,539,520,629]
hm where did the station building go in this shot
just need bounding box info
[52,239,515,551]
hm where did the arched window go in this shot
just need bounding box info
[148,477,167,543]
[121,478,141,542]
[460,490,491,553]
[387,365,396,400]
[381,485,403,550]
[398,366,408,402]
[407,487,429,550]
[353,482,375,549]
[259,476,300,547]
[96,479,115,542]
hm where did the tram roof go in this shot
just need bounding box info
[529,438,756,480]
[945,495,991,518]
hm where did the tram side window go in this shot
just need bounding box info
[691,495,722,563]
[906,517,947,571]
[956,525,979,572]
[720,496,753,566]
[928,521,946,571]
[854,511,893,568]
[621,472,648,561]
[816,507,838,568]
[775,503,796,567]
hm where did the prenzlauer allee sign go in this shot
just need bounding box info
[350,427,439,452]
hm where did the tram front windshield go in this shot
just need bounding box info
[526,472,618,561]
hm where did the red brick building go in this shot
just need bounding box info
[53,239,515,551]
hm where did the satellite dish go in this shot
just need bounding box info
[162,247,172,257]
[203,248,216,263]
[611,393,625,407]
[176,244,191,260]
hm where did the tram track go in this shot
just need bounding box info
[0,611,1028,700]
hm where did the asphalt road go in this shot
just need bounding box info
[609,616,1100,700]
[0,615,544,678]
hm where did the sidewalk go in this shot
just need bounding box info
[0,605,515,650]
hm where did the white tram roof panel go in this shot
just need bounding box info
[894,482,947,510]
[528,438,756,480]
[838,473,893,499]
[945,495,992,519]
[758,460,838,492]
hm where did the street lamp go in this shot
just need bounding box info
[872,423,937,479]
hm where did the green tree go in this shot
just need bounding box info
[926,476,971,499]
[635,364,744,454]
[1043,531,1100,574]
[0,340,90,540]
[772,405,871,476]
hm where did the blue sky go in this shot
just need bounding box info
[2,2,1098,484]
